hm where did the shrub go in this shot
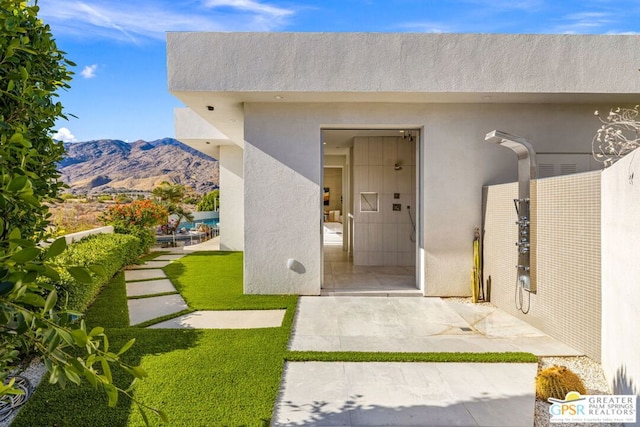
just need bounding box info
[536,365,586,401]
[100,200,167,252]
[47,233,143,313]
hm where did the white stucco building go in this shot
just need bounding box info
[167,32,640,296]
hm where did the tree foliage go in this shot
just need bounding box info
[0,2,165,423]
[100,200,168,251]
[152,181,194,233]
[0,0,68,245]
[196,189,219,212]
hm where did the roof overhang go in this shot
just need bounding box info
[168,32,640,150]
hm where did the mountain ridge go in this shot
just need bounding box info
[59,138,219,194]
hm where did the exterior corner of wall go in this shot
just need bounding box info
[219,145,244,251]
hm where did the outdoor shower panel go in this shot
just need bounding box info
[485,130,537,293]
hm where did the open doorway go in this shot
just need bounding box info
[321,129,421,296]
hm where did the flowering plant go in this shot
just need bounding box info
[100,200,168,229]
[99,200,168,251]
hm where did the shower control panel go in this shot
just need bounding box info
[514,198,535,293]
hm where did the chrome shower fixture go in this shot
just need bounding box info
[485,130,537,294]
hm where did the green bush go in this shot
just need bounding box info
[48,233,143,313]
[112,225,155,254]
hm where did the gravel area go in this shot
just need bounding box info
[0,358,46,427]
[535,356,622,427]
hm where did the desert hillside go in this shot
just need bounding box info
[59,138,219,194]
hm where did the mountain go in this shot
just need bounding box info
[59,138,219,194]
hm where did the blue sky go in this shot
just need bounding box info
[38,0,640,143]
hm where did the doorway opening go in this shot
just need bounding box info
[321,128,421,296]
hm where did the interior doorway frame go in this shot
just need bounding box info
[320,127,424,294]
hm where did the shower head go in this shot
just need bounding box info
[485,130,535,162]
[484,129,537,200]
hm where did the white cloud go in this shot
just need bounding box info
[463,0,543,11]
[553,11,615,33]
[396,21,458,33]
[53,127,78,143]
[37,0,295,43]
[204,0,293,18]
[81,64,98,78]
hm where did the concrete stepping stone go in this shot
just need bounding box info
[129,260,172,269]
[126,279,177,297]
[124,269,166,282]
[127,294,189,325]
[147,310,287,329]
[154,254,185,261]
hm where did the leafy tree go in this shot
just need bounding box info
[152,181,194,233]
[197,189,219,212]
[151,181,186,204]
[0,1,165,422]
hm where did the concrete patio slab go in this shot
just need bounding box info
[126,279,177,297]
[129,260,172,269]
[124,269,166,282]
[183,236,220,251]
[146,309,286,329]
[272,362,537,426]
[289,296,581,356]
[153,254,185,261]
[127,294,188,325]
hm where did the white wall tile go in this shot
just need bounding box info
[382,224,399,252]
[383,137,398,166]
[368,138,383,165]
[353,137,368,166]
[369,166,384,193]
[383,167,397,194]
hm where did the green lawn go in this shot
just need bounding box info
[164,251,292,310]
[13,250,536,426]
[13,251,298,426]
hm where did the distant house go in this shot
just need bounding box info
[166,32,640,296]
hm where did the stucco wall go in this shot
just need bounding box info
[219,145,244,251]
[483,172,601,360]
[243,110,322,295]
[168,33,640,98]
[352,136,416,266]
[243,101,605,296]
[601,148,640,402]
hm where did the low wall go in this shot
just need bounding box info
[62,226,114,244]
[601,148,640,402]
[483,171,601,360]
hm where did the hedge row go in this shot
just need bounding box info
[47,233,144,313]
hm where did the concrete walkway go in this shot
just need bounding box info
[272,296,581,426]
[124,251,285,329]
[274,362,537,426]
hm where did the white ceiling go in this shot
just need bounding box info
[322,129,418,155]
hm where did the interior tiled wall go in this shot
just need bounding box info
[483,171,601,360]
[352,136,416,266]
